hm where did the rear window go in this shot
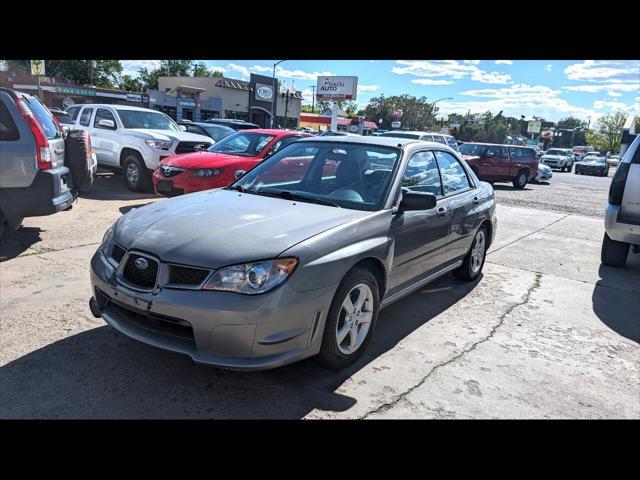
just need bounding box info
[0,100,20,141]
[459,144,486,156]
[20,94,61,140]
[52,111,74,124]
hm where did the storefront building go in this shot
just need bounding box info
[152,74,302,127]
[299,112,378,134]
[0,71,148,110]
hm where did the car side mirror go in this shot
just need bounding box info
[399,191,437,211]
[98,119,116,129]
[234,170,246,180]
[180,125,187,131]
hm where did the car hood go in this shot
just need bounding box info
[128,128,212,143]
[538,163,552,172]
[113,189,369,269]
[161,151,253,169]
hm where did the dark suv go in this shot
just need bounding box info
[458,143,539,188]
[203,118,260,130]
[0,88,76,236]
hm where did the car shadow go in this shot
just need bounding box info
[592,253,640,343]
[0,273,481,419]
[491,184,533,191]
[0,226,43,262]
[119,203,154,215]
[80,172,158,202]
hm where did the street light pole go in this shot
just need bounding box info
[311,85,316,113]
[271,60,285,128]
[431,97,452,130]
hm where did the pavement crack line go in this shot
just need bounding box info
[487,214,569,256]
[359,272,542,419]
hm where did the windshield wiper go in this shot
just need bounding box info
[270,190,341,208]
[227,185,246,192]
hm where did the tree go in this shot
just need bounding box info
[587,112,627,153]
[118,74,144,92]
[192,62,211,77]
[554,116,587,147]
[212,70,224,78]
[137,60,195,91]
[45,60,123,89]
[363,94,438,130]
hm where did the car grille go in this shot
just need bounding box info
[175,141,211,155]
[168,265,210,286]
[122,254,159,289]
[160,165,187,178]
[111,244,126,264]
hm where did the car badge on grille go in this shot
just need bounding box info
[162,166,173,176]
[134,257,149,270]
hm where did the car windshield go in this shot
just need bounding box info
[546,149,568,156]
[207,132,275,156]
[202,124,235,142]
[52,111,75,124]
[583,156,605,163]
[444,136,460,152]
[117,110,181,131]
[231,141,402,211]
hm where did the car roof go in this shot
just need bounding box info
[298,135,421,148]
[70,104,156,112]
[231,128,310,136]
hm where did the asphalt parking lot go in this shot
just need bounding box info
[1,171,638,419]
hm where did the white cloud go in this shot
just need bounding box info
[300,88,315,103]
[272,66,334,81]
[593,100,638,113]
[358,84,381,92]
[437,83,601,121]
[564,60,640,83]
[565,83,639,93]
[495,60,513,65]
[411,79,454,85]
[545,64,552,72]
[226,63,252,79]
[464,60,481,65]
[392,60,512,84]
[121,60,161,76]
[607,91,622,97]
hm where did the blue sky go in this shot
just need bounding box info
[122,60,639,122]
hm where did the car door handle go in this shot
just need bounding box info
[436,207,447,217]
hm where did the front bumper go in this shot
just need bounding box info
[152,168,233,196]
[575,166,607,176]
[605,204,640,245]
[89,248,338,370]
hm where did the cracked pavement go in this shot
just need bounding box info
[1,174,639,419]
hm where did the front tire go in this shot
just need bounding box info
[601,232,629,267]
[513,170,528,189]
[318,267,380,369]
[453,226,488,281]
[122,154,151,192]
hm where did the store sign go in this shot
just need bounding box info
[255,84,273,101]
[391,121,401,129]
[55,86,96,96]
[316,76,358,100]
[178,99,196,107]
[31,60,45,76]
[527,120,542,134]
[126,93,142,103]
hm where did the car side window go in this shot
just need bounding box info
[486,146,501,157]
[435,151,471,195]
[94,108,117,129]
[402,150,443,196]
[501,146,510,157]
[66,105,81,121]
[79,107,94,127]
[271,136,300,154]
[0,100,20,142]
[433,135,447,145]
[185,124,204,135]
[510,147,523,158]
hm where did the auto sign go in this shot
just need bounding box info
[316,76,358,101]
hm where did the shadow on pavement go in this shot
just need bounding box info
[119,203,154,215]
[592,252,640,343]
[80,172,158,202]
[491,184,533,191]
[0,273,480,419]
[0,226,43,262]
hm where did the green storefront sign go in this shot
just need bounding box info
[55,86,97,96]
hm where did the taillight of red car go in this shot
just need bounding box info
[14,96,52,170]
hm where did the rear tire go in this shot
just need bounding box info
[318,267,380,369]
[453,226,488,281]
[513,170,528,189]
[601,232,629,267]
[122,154,151,192]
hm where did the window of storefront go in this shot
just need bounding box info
[225,110,248,121]
[276,116,299,129]
[155,105,177,120]
[200,110,219,121]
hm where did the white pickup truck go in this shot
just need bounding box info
[66,104,212,191]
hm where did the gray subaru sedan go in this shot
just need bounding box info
[89,136,497,370]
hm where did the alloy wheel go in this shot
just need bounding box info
[126,162,140,187]
[336,283,374,355]
[470,229,486,275]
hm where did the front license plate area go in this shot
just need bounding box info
[157,180,173,192]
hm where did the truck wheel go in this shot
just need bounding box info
[122,154,151,192]
[601,232,629,267]
[453,226,488,281]
[318,267,380,369]
[513,170,528,189]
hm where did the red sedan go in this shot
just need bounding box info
[153,129,313,196]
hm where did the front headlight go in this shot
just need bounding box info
[191,168,222,177]
[145,139,172,150]
[203,257,298,294]
[100,225,114,252]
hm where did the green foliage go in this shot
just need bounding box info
[118,74,144,92]
[212,70,224,78]
[45,60,123,89]
[587,112,628,153]
[363,94,438,130]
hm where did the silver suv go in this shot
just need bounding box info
[601,133,640,267]
[0,88,75,237]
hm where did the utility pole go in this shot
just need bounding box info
[311,85,316,113]
[271,60,285,128]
